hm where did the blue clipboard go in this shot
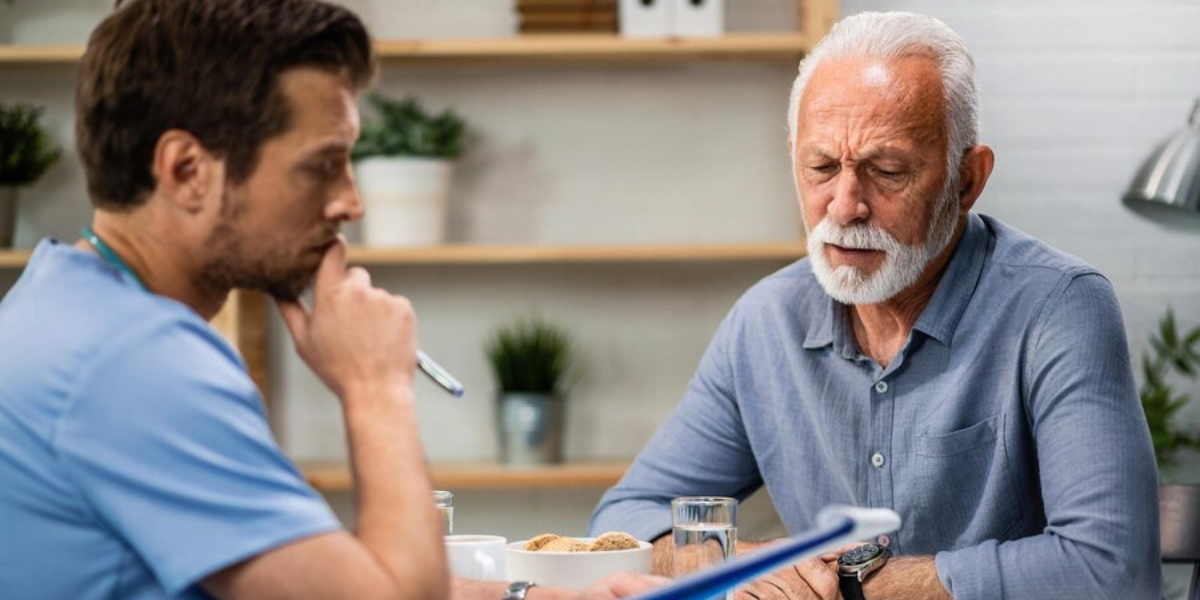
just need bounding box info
[628,506,902,600]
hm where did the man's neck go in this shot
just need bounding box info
[848,223,966,367]
[75,212,229,320]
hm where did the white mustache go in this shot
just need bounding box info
[808,219,903,253]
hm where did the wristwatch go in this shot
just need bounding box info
[501,581,537,600]
[836,543,890,600]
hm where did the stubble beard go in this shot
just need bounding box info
[198,188,321,302]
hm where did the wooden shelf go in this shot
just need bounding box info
[348,242,805,265]
[303,460,630,492]
[0,44,81,63]
[0,243,805,269]
[0,249,32,268]
[0,33,813,65]
[374,33,813,62]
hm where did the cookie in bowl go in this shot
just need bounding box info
[507,533,652,587]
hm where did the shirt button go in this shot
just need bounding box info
[871,452,885,468]
[874,380,889,394]
[877,534,891,547]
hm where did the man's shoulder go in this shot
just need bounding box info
[738,258,826,311]
[720,259,830,338]
[981,215,1100,280]
[0,240,246,404]
[972,215,1121,335]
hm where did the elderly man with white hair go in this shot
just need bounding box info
[589,11,1161,600]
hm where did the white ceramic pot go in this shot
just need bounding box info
[355,156,453,247]
[506,539,652,588]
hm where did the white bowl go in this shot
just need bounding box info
[506,538,653,588]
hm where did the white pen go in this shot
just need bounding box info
[417,350,465,397]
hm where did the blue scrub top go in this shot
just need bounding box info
[0,239,340,599]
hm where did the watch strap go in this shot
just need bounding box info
[502,581,537,600]
[838,577,867,600]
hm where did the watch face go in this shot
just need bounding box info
[838,543,883,568]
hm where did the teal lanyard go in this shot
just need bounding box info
[80,226,148,291]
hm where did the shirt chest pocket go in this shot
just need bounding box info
[906,413,1025,551]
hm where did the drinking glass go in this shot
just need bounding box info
[672,496,737,581]
[434,490,454,535]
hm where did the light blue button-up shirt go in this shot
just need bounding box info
[590,213,1162,600]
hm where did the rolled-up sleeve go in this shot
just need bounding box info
[589,308,763,541]
[936,273,1162,600]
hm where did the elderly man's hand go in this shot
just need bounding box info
[578,572,672,600]
[733,556,840,600]
[730,541,871,600]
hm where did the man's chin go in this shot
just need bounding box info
[813,264,897,305]
[266,287,302,302]
[254,271,314,302]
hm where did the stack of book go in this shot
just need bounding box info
[516,0,618,34]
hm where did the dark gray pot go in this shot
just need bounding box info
[0,187,16,248]
[496,392,565,466]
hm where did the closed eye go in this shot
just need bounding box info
[309,158,344,179]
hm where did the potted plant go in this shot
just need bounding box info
[485,317,575,466]
[1139,308,1200,475]
[351,93,466,247]
[0,102,61,248]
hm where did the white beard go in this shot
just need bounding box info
[806,184,961,305]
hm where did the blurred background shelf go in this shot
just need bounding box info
[348,242,805,265]
[373,33,813,61]
[0,33,815,65]
[0,249,31,268]
[0,243,805,269]
[0,44,80,63]
[303,460,630,491]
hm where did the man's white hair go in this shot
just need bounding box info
[787,11,981,177]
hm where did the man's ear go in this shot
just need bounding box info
[957,144,995,214]
[152,129,218,214]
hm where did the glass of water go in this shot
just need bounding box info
[672,496,737,579]
[434,490,454,535]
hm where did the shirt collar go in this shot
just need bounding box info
[911,212,989,346]
[802,287,835,350]
[802,212,990,351]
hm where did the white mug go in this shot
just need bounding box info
[445,535,507,581]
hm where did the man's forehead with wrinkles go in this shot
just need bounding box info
[797,55,948,160]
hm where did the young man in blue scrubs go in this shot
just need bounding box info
[0,2,661,600]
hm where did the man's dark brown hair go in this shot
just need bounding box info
[76,0,377,209]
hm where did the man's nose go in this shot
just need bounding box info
[826,170,869,226]
[326,175,364,222]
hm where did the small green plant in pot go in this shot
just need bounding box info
[0,102,61,248]
[1139,309,1200,474]
[352,93,466,247]
[486,317,574,466]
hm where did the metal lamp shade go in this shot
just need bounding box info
[1122,99,1200,229]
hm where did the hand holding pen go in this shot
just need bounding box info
[276,238,463,399]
